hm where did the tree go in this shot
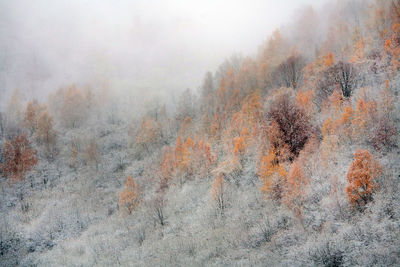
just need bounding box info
[260,29,287,69]
[168,136,215,181]
[191,139,215,177]
[200,72,215,115]
[119,176,141,215]
[224,89,242,115]
[135,116,162,154]
[1,134,38,181]
[151,196,166,226]
[268,93,313,161]
[350,37,366,64]
[384,21,400,72]
[210,112,223,139]
[174,137,184,168]
[353,97,377,130]
[217,68,236,111]
[7,88,24,126]
[283,162,308,219]
[258,148,287,200]
[23,100,43,134]
[233,136,246,156]
[84,139,100,170]
[324,52,335,67]
[342,104,355,133]
[352,93,378,140]
[159,147,175,191]
[36,110,55,145]
[319,61,358,98]
[181,137,195,174]
[211,173,225,214]
[236,57,258,92]
[177,116,193,139]
[240,91,263,133]
[274,54,305,89]
[60,85,87,128]
[35,110,57,159]
[176,88,195,123]
[317,61,358,107]
[296,90,315,115]
[371,117,397,150]
[346,150,382,210]
[69,137,81,170]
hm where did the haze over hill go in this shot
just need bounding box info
[0,0,399,266]
[0,0,328,108]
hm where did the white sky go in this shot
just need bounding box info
[0,0,329,103]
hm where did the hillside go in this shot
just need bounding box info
[1,0,400,266]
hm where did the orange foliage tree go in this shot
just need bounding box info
[210,112,223,139]
[236,57,258,92]
[217,68,236,110]
[324,52,335,67]
[283,162,309,217]
[384,22,400,72]
[352,96,378,133]
[60,85,87,128]
[175,136,215,178]
[135,116,162,154]
[224,89,242,115]
[119,176,141,214]
[180,137,195,174]
[23,100,45,134]
[258,148,287,200]
[160,136,215,188]
[260,29,287,69]
[177,116,194,139]
[339,105,354,138]
[346,150,382,209]
[159,147,175,191]
[233,136,246,156]
[241,91,263,133]
[36,110,55,143]
[321,90,354,142]
[1,134,38,181]
[296,90,314,115]
[223,91,263,161]
[191,138,215,177]
[174,137,184,168]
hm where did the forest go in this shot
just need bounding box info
[0,0,399,266]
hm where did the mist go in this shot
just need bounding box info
[1,0,399,266]
[0,0,329,109]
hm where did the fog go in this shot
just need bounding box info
[0,0,328,109]
[1,1,399,266]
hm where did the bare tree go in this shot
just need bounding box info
[151,196,166,227]
[275,55,305,89]
[318,61,358,100]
